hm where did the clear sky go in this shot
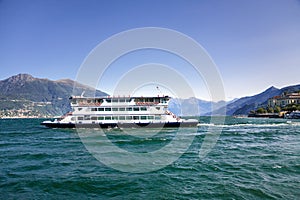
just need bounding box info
[1,0,300,100]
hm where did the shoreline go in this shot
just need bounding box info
[0,116,52,119]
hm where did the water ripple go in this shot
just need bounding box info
[0,118,299,199]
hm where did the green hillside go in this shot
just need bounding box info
[0,74,107,118]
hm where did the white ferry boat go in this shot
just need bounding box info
[41,95,199,128]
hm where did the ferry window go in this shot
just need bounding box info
[71,117,75,121]
[119,107,125,111]
[140,107,147,111]
[91,108,97,111]
[71,99,77,104]
[91,117,97,120]
[105,116,111,120]
[112,108,118,111]
[141,116,147,120]
[155,116,161,120]
[119,116,125,120]
[105,108,111,111]
[156,107,160,110]
[78,117,83,120]
[97,99,103,103]
[154,98,160,103]
[84,115,90,120]
[119,99,125,103]
[126,107,132,111]
[112,116,118,120]
[98,108,104,111]
[87,100,91,103]
[112,99,118,103]
[133,107,139,111]
[78,108,83,111]
[98,116,104,120]
[133,116,139,120]
[126,116,132,120]
[106,99,111,103]
[148,116,154,120]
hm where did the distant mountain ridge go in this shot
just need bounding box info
[209,84,300,116]
[1,74,299,117]
[168,97,227,116]
[169,85,300,116]
[0,74,107,117]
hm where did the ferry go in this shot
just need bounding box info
[41,95,199,128]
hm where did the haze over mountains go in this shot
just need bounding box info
[0,74,299,117]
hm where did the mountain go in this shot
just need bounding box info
[211,84,300,116]
[0,74,108,117]
[168,97,227,116]
[1,74,299,117]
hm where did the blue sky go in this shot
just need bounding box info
[1,0,300,100]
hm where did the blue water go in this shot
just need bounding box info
[0,117,299,199]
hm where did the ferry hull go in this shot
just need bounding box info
[41,121,198,129]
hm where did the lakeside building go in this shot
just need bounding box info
[268,92,300,107]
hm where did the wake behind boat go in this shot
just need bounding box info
[41,95,199,128]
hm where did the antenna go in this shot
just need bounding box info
[156,86,163,96]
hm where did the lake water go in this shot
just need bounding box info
[0,117,299,199]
